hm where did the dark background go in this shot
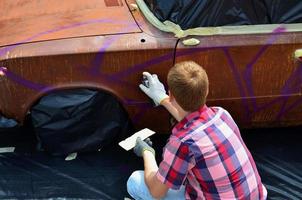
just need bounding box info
[0,123,301,199]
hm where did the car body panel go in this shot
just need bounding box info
[176,33,302,127]
[0,32,177,133]
[0,0,140,47]
[0,0,302,133]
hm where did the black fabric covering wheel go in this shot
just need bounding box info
[31,89,132,156]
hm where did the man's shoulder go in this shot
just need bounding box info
[201,106,237,126]
[166,134,194,150]
[180,106,238,140]
[204,106,229,115]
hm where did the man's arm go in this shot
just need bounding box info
[143,150,169,199]
[133,138,169,199]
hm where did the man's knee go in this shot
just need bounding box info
[127,170,144,197]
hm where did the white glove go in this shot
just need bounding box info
[139,72,168,106]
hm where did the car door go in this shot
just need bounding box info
[175,27,302,128]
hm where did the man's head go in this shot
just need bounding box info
[167,61,209,112]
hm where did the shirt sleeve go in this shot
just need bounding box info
[156,138,192,190]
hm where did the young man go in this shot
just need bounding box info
[127,61,267,199]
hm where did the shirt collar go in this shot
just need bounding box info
[172,105,208,136]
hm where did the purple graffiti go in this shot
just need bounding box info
[0,16,301,126]
[0,67,46,91]
[0,17,158,124]
[222,48,251,121]
[88,22,140,76]
[0,19,138,90]
[276,62,302,120]
[243,27,287,110]
[0,18,133,57]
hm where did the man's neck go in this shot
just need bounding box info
[176,105,190,121]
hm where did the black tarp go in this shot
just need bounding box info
[242,128,302,200]
[0,127,301,199]
[31,89,132,156]
[145,0,302,30]
[0,145,141,199]
[0,114,17,128]
[263,0,302,24]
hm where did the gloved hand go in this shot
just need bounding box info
[139,72,169,106]
[133,137,155,157]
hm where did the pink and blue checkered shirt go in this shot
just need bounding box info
[156,105,267,199]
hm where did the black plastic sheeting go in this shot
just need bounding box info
[0,146,141,199]
[31,89,132,156]
[145,0,302,30]
[0,126,301,199]
[242,128,302,200]
[263,0,302,24]
[0,114,17,128]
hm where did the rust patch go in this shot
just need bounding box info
[104,0,123,7]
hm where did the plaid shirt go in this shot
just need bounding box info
[156,105,267,199]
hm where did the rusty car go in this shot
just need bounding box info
[0,0,302,136]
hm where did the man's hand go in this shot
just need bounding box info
[133,137,155,157]
[139,72,169,106]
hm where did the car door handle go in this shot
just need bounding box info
[295,49,302,61]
